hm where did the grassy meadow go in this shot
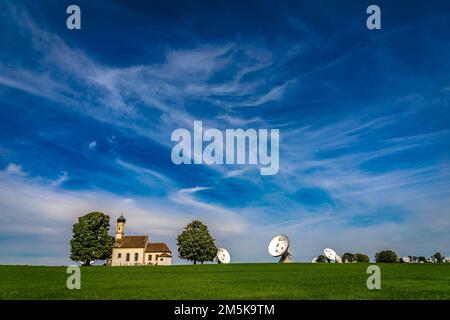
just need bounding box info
[1,263,449,300]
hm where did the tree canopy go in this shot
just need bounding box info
[375,250,398,263]
[354,253,370,263]
[342,252,357,263]
[177,220,217,264]
[433,252,443,262]
[70,211,115,266]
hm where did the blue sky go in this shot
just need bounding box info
[0,0,449,265]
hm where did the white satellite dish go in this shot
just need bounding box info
[335,254,342,263]
[312,257,318,263]
[323,248,337,261]
[217,248,231,264]
[403,256,411,263]
[268,234,293,263]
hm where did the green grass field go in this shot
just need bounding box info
[1,263,449,300]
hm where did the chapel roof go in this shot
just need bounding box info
[146,242,171,253]
[115,235,148,248]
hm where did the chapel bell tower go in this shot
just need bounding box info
[116,214,126,241]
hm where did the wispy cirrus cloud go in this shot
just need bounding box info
[0,4,294,142]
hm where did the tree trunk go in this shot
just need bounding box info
[84,260,90,266]
[201,261,204,265]
[193,260,197,265]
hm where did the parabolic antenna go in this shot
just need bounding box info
[403,256,411,263]
[323,248,337,261]
[335,254,342,263]
[268,234,293,263]
[217,248,231,264]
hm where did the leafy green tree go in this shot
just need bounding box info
[342,252,356,263]
[177,220,218,264]
[70,212,115,266]
[433,252,443,262]
[316,255,328,263]
[354,253,370,263]
[418,256,426,263]
[375,250,398,263]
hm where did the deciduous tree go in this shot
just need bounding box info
[70,211,115,266]
[177,220,217,264]
[375,250,398,263]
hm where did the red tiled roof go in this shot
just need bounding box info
[115,236,148,248]
[146,242,171,253]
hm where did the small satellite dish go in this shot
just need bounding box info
[335,254,342,263]
[268,234,293,263]
[323,248,337,261]
[312,257,318,263]
[403,256,411,263]
[217,248,231,264]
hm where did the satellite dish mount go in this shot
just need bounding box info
[278,248,293,263]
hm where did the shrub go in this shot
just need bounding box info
[316,255,328,263]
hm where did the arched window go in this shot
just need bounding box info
[134,253,139,261]
[126,253,130,261]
